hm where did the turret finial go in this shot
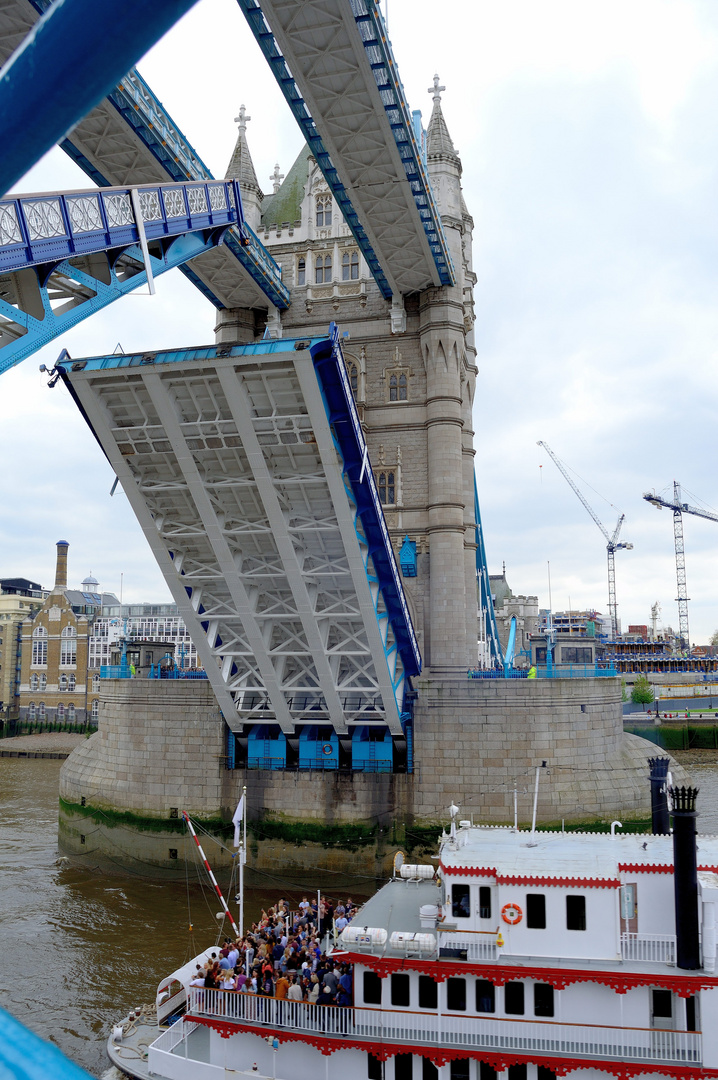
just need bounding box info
[269,163,285,194]
[428,74,445,105]
[234,104,251,135]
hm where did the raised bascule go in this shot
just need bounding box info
[0,0,677,876]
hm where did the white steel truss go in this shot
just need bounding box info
[64,342,407,735]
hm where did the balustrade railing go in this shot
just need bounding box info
[187,989,700,1064]
[620,933,677,964]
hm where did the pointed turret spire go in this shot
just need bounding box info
[225,104,263,229]
[426,75,460,164]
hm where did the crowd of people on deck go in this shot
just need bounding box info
[188,896,355,1008]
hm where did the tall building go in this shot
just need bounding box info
[0,578,47,719]
[17,542,118,725]
[219,84,480,674]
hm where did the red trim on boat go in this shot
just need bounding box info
[185,1015,718,1077]
[341,951,718,995]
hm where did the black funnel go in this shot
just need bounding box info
[670,786,700,970]
[648,757,670,835]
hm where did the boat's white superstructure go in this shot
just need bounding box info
[109,781,718,1080]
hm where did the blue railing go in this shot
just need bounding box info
[99,664,208,679]
[467,664,617,680]
[0,179,244,273]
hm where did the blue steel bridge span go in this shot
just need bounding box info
[0,0,507,762]
[56,326,420,761]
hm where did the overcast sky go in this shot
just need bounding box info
[3,0,718,643]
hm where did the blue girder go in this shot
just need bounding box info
[348,0,454,286]
[474,473,504,668]
[310,323,422,679]
[238,0,392,300]
[0,0,202,199]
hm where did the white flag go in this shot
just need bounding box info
[232,794,245,847]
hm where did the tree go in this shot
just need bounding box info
[710,629,718,647]
[631,675,655,710]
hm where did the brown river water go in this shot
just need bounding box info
[3,753,718,1077]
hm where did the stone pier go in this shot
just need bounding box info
[57,677,686,881]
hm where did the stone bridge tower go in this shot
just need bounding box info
[217,83,479,675]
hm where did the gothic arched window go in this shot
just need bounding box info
[297,257,306,286]
[377,471,396,506]
[347,363,358,394]
[30,673,38,691]
[38,702,46,721]
[60,625,77,666]
[68,673,76,692]
[91,699,99,720]
[68,704,75,722]
[342,250,359,281]
[316,195,332,227]
[389,370,408,402]
[315,254,332,284]
[32,626,47,666]
[39,673,47,691]
[57,703,65,721]
[59,674,68,692]
[28,702,36,721]
[92,674,100,691]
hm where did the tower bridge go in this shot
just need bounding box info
[0,0,665,856]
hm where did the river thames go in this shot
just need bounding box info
[3,752,718,1077]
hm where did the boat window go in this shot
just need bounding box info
[504,981,524,1015]
[526,893,546,929]
[475,979,495,1013]
[480,1067,497,1080]
[452,883,471,918]
[537,1069,556,1080]
[419,975,438,1009]
[391,973,410,1007]
[566,895,586,931]
[449,1061,470,1080]
[686,996,698,1032]
[395,1054,413,1080]
[423,1061,439,1080]
[534,983,554,1017]
[652,989,673,1019]
[479,886,491,919]
[363,971,382,1005]
[368,1054,383,1080]
[508,1067,527,1080]
[446,977,466,1011]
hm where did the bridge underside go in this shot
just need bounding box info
[58,331,420,750]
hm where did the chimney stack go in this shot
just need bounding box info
[648,757,670,834]
[670,786,701,970]
[54,540,69,591]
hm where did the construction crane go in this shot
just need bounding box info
[538,441,633,640]
[643,483,718,651]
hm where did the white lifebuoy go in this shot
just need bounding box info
[501,902,522,926]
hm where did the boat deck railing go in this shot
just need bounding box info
[620,932,677,965]
[184,989,701,1065]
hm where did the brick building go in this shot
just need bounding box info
[17,542,118,725]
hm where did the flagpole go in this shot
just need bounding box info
[239,784,247,939]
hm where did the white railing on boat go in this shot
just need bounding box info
[187,989,701,1065]
[620,933,677,965]
[439,936,498,962]
[153,1019,198,1054]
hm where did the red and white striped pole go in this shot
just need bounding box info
[182,811,239,936]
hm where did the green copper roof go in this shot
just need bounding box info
[261,144,313,227]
